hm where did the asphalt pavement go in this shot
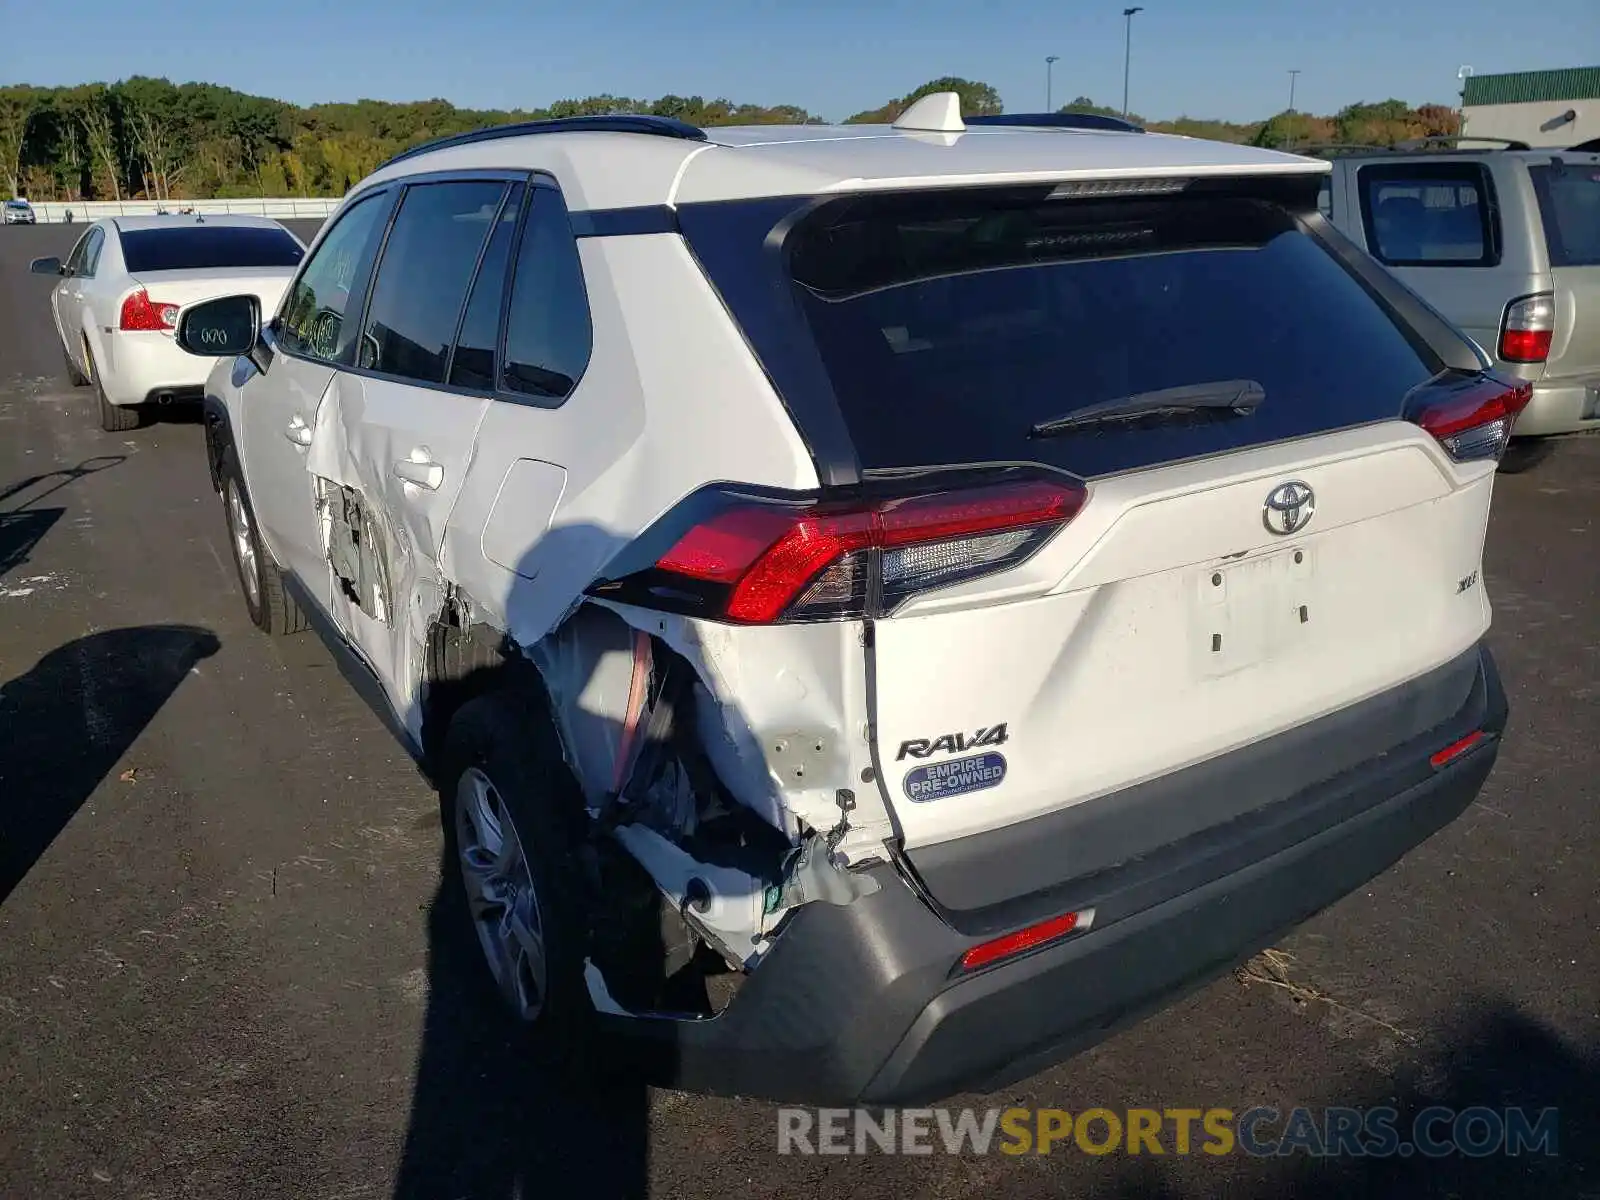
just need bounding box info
[0,221,1595,1200]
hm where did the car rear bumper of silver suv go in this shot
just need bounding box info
[605,641,1506,1104]
[1515,375,1600,437]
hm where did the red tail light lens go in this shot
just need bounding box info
[1410,374,1534,463]
[119,288,179,332]
[1498,292,1554,364]
[624,477,1087,624]
[1499,328,1552,363]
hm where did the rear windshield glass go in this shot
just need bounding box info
[1529,162,1600,267]
[785,191,1434,475]
[119,226,304,273]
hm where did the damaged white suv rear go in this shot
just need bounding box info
[176,95,1514,1104]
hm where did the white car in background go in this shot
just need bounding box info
[30,214,306,430]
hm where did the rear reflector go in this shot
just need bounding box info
[119,288,179,332]
[1430,730,1486,769]
[960,909,1088,971]
[1410,374,1534,463]
[1498,293,1554,364]
[644,477,1087,624]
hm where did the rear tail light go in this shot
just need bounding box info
[1409,373,1534,463]
[597,476,1087,624]
[1497,292,1554,363]
[119,288,179,332]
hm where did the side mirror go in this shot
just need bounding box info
[176,294,261,360]
[29,256,63,276]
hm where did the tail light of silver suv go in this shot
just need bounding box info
[1498,292,1554,364]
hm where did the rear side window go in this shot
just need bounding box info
[1357,163,1496,266]
[119,226,304,273]
[500,188,592,402]
[358,180,508,385]
[1529,162,1600,267]
[779,188,1436,476]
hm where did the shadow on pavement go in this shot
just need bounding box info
[0,455,124,582]
[1095,1004,1595,1198]
[391,520,666,1199]
[0,625,220,903]
[392,856,654,1200]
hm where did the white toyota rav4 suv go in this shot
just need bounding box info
[175,95,1514,1104]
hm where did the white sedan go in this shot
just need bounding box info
[30,214,306,431]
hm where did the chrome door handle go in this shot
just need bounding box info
[393,455,444,491]
[284,415,313,447]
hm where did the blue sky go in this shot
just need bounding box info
[1,0,1594,122]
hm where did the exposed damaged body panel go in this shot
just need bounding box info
[527,604,885,974]
[320,480,391,622]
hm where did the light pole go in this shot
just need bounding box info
[1046,55,1060,111]
[1286,68,1301,149]
[1121,7,1144,119]
[1457,65,1473,137]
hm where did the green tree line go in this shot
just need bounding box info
[0,75,1458,202]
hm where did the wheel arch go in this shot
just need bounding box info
[201,391,234,494]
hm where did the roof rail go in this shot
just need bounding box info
[379,114,707,170]
[965,112,1145,134]
[1393,134,1531,151]
[1294,142,1392,157]
[1570,137,1600,153]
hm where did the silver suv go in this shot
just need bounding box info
[1312,139,1600,467]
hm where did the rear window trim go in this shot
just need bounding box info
[1354,160,1502,269]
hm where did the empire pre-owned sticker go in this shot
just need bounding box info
[903,752,1007,803]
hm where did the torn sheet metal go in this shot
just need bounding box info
[598,602,897,866]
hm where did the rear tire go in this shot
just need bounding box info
[1498,439,1555,475]
[218,450,309,636]
[89,349,141,432]
[439,689,594,1067]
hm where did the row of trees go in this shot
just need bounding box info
[0,76,1459,203]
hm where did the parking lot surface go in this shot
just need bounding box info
[0,222,1596,1199]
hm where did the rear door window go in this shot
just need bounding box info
[119,225,305,273]
[357,180,509,385]
[448,184,525,391]
[781,188,1436,477]
[1528,161,1600,267]
[1357,162,1497,266]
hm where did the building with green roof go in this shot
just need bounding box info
[1460,67,1600,148]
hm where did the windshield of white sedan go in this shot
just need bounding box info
[120,227,304,273]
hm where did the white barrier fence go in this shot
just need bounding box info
[22,197,343,223]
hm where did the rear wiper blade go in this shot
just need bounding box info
[1029,379,1266,438]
